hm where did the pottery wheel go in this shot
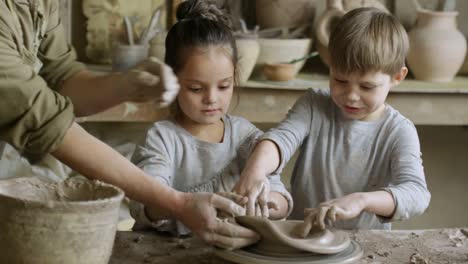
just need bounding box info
[215,240,363,264]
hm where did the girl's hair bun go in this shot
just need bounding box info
[176,0,231,28]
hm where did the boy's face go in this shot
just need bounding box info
[176,45,234,125]
[330,67,407,121]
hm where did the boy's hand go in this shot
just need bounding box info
[122,57,180,106]
[297,193,367,237]
[176,192,260,250]
[233,175,271,217]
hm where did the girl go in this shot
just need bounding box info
[130,0,292,236]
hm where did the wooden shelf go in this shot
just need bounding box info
[77,67,468,125]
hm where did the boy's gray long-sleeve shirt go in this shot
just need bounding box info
[130,115,293,235]
[263,88,430,230]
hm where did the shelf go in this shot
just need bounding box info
[77,66,468,125]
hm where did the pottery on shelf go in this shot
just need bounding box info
[0,177,124,264]
[254,38,312,78]
[263,63,297,82]
[111,43,149,72]
[236,38,260,82]
[235,216,350,255]
[407,9,467,82]
[255,0,316,29]
[315,0,389,66]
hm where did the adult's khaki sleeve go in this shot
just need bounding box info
[38,0,85,90]
[0,20,74,163]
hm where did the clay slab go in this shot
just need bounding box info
[235,216,350,255]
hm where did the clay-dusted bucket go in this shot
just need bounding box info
[0,177,124,264]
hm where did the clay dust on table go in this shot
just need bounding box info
[354,229,468,264]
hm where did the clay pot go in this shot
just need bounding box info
[407,9,467,82]
[0,177,124,264]
[255,0,316,29]
[263,63,297,82]
[255,38,312,77]
[236,38,260,82]
[315,0,388,66]
[112,43,149,71]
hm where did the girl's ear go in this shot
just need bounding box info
[392,67,408,85]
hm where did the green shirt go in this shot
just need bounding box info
[0,0,85,162]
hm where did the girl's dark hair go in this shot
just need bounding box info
[165,0,238,77]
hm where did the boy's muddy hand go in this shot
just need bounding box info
[176,192,259,250]
[233,176,270,217]
[297,193,367,237]
[123,57,180,106]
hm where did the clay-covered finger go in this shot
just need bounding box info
[214,219,260,239]
[255,203,262,217]
[257,187,270,218]
[246,189,261,216]
[211,193,246,216]
[316,206,330,230]
[217,192,248,206]
[327,205,337,223]
[297,209,317,238]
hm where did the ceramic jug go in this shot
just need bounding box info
[407,9,467,82]
[315,0,388,66]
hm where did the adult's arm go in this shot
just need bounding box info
[52,123,258,249]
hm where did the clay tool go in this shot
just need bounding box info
[140,7,162,44]
[287,51,319,64]
[123,16,134,45]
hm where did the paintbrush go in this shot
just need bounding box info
[123,16,134,45]
[140,7,162,45]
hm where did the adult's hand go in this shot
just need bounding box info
[176,192,260,250]
[123,57,180,106]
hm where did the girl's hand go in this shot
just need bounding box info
[233,175,271,217]
[297,193,367,237]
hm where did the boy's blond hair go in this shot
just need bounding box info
[329,7,408,76]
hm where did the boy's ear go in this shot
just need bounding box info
[392,67,408,85]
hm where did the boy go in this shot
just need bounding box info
[234,7,430,235]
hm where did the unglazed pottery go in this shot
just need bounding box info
[112,44,149,71]
[315,0,389,66]
[407,9,467,82]
[255,38,312,77]
[236,38,261,82]
[0,177,124,264]
[263,63,297,82]
[235,216,350,255]
[255,0,317,29]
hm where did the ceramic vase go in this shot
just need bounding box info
[407,10,467,82]
[255,0,316,29]
[236,38,260,82]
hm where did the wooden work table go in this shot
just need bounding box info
[110,228,468,264]
[77,71,468,125]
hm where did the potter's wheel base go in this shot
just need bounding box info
[215,240,363,264]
